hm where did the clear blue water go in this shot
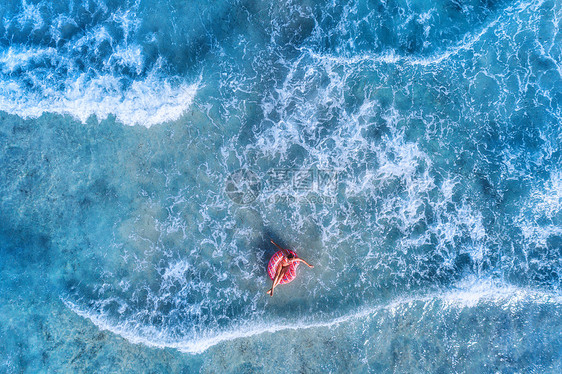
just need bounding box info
[1,0,561,372]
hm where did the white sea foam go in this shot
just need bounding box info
[63,279,562,354]
[14,0,44,30]
[303,0,544,67]
[0,1,199,128]
[516,170,562,248]
[306,15,491,67]
[244,43,489,279]
[528,170,562,220]
[0,54,199,128]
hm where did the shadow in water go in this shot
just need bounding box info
[256,229,292,270]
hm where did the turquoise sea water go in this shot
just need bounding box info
[1,0,562,372]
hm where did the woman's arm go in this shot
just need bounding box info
[270,239,284,251]
[294,258,314,268]
[270,239,291,256]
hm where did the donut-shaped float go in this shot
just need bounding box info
[267,250,299,284]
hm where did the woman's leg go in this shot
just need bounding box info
[267,264,283,295]
[272,267,288,288]
[267,266,288,296]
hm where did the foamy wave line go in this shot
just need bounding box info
[0,73,199,128]
[305,0,544,67]
[62,279,562,354]
[305,16,496,67]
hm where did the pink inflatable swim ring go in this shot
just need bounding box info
[267,250,299,284]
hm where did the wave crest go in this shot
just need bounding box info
[63,280,562,354]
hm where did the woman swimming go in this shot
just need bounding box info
[266,239,313,296]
